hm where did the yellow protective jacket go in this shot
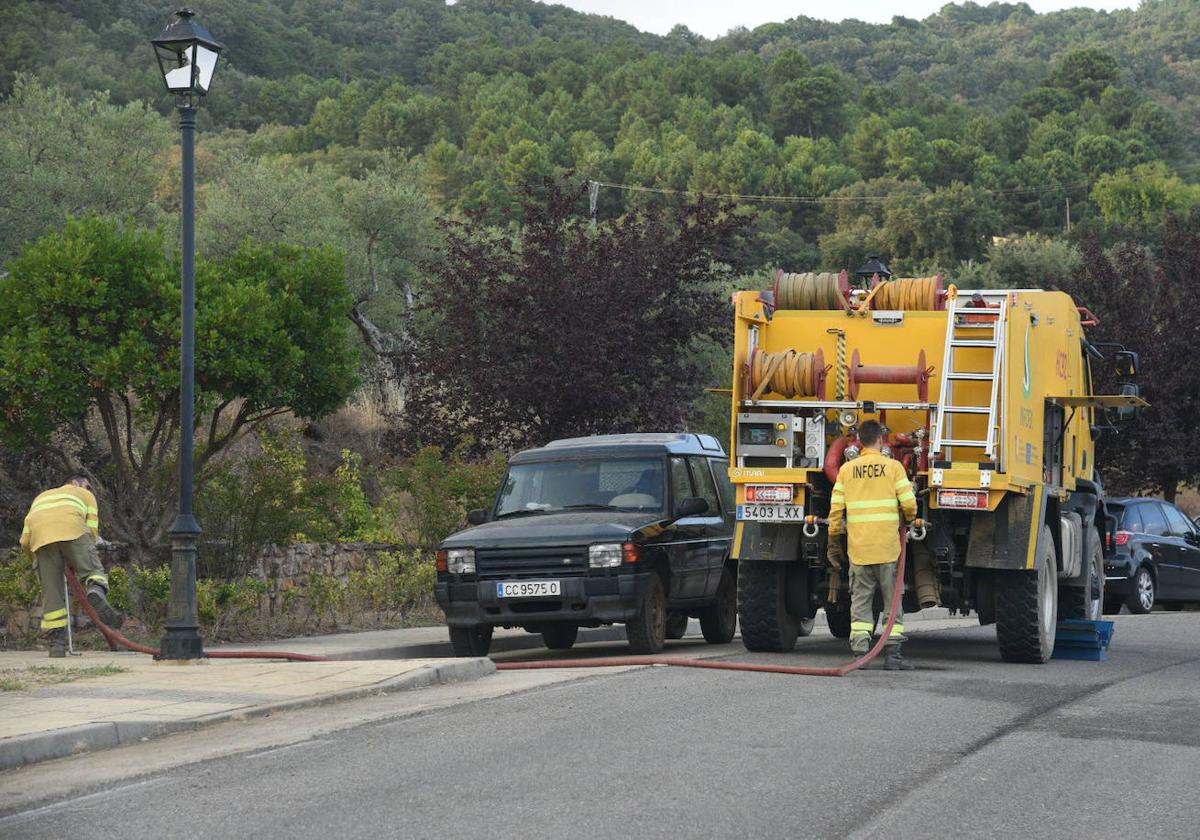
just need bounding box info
[827,448,917,566]
[19,485,100,555]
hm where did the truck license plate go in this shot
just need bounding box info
[736,504,805,522]
[496,580,561,598]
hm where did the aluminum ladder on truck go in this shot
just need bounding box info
[931,291,1009,464]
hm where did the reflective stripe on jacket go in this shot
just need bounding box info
[20,485,100,555]
[827,448,917,565]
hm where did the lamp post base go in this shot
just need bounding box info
[157,514,205,660]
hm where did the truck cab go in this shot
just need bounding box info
[435,433,739,656]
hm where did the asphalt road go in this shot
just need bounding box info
[3,613,1199,840]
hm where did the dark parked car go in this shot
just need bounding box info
[1104,497,1200,613]
[435,433,737,656]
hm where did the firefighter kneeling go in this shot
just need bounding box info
[827,421,920,671]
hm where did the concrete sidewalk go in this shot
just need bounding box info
[0,651,492,772]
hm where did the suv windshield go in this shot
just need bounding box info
[495,458,665,516]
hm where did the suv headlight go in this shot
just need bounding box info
[446,548,475,574]
[589,543,623,569]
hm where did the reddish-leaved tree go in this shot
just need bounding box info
[414,178,752,452]
[1055,209,1200,502]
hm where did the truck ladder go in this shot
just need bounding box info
[931,291,1009,463]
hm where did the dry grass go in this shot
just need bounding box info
[0,663,127,692]
[1175,487,1200,518]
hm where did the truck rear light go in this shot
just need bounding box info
[745,484,794,503]
[936,489,988,510]
[1113,530,1132,547]
[623,542,640,564]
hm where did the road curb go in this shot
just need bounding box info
[0,657,495,773]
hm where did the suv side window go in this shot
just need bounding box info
[687,457,721,517]
[710,458,735,517]
[669,456,694,513]
[1162,504,1194,538]
[1141,503,1170,537]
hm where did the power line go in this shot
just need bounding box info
[588,162,1200,206]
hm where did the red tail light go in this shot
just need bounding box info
[1114,531,1132,547]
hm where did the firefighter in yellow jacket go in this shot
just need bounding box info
[20,477,125,657]
[827,421,919,671]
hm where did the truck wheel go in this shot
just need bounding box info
[448,624,493,657]
[700,566,737,644]
[825,603,851,639]
[1126,566,1155,614]
[626,574,666,654]
[995,524,1057,663]
[1061,534,1104,621]
[738,561,799,652]
[541,623,579,650]
[665,611,690,640]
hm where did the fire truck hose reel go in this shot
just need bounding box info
[847,349,931,402]
[870,276,944,311]
[749,347,827,400]
[774,271,847,310]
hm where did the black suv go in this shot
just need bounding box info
[435,433,737,656]
[1104,497,1200,613]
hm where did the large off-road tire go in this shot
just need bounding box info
[1061,532,1104,621]
[626,574,667,654]
[738,560,799,652]
[665,611,690,640]
[449,624,493,657]
[996,524,1058,663]
[700,565,738,644]
[541,623,578,650]
[825,603,851,639]
[1126,565,1155,614]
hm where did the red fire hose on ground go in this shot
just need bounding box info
[68,528,915,675]
[64,567,331,662]
[495,527,916,677]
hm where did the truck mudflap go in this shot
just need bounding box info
[733,521,800,562]
[965,484,1048,570]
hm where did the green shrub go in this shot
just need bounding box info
[0,550,40,609]
[384,444,505,546]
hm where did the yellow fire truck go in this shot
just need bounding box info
[728,266,1144,662]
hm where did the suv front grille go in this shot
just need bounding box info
[475,546,589,579]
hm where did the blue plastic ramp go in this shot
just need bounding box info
[1052,619,1115,661]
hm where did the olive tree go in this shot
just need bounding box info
[0,216,359,556]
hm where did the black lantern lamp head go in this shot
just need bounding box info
[854,255,892,287]
[152,8,223,108]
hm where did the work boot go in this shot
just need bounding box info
[883,643,916,671]
[47,627,67,658]
[86,582,125,629]
[850,639,871,658]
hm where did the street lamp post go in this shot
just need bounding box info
[151,8,223,660]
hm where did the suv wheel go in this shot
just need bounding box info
[541,623,579,651]
[1126,566,1155,614]
[700,565,737,644]
[449,624,493,657]
[626,574,666,654]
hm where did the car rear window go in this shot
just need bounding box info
[1140,503,1170,537]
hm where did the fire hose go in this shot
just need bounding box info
[495,523,925,677]
[64,567,331,662]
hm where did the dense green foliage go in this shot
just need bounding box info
[3,1,1197,273]
[0,216,359,554]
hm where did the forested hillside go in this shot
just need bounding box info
[3,1,1198,271]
